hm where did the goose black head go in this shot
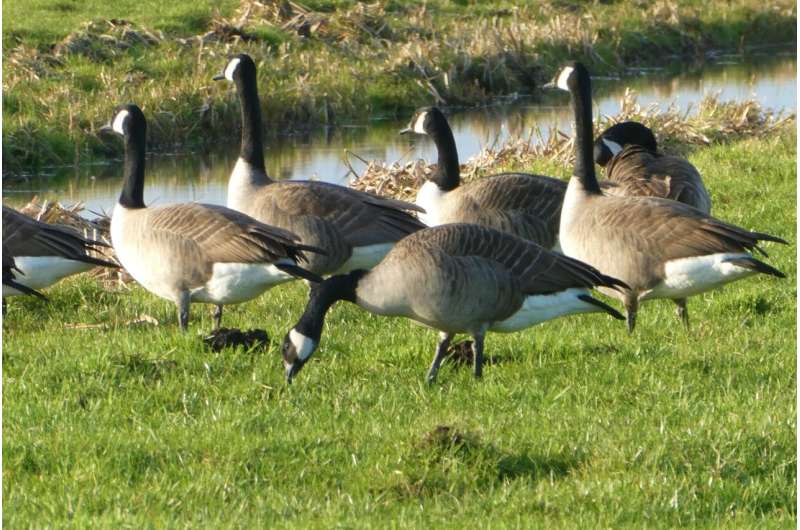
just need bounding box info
[280,271,365,383]
[593,121,658,166]
[100,104,146,138]
[399,106,447,136]
[543,62,589,93]
[213,53,257,83]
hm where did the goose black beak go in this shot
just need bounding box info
[97,124,115,137]
[284,359,304,384]
[399,127,412,135]
[212,73,225,82]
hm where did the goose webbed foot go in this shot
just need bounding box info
[426,332,452,384]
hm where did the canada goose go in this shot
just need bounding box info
[281,223,628,383]
[548,62,786,332]
[2,205,116,297]
[213,54,426,279]
[400,106,567,250]
[594,121,712,215]
[594,121,713,326]
[103,104,323,330]
[3,249,47,301]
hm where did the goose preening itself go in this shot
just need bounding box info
[103,104,323,330]
[2,205,116,298]
[549,62,787,332]
[593,120,713,326]
[213,54,426,279]
[400,107,567,250]
[281,223,628,384]
[594,121,712,215]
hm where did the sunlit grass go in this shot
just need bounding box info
[3,126,795,527]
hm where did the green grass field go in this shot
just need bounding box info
[3,126,795,527]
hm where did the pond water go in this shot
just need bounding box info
[3,51,795,216]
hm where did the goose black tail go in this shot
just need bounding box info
[724,256,785,279]
[276,263,324,283]
[578,294,625,320]
[4,280,48,301]
[599,273,630,293]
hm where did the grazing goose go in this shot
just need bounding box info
[2,205,116,297]
[281,223,628,384]
[3,249,47,301]
[103,104,323,330]
[594,121,712,215]
[213,54,426,280]
[400,106,567,250]
[549,62,786,332]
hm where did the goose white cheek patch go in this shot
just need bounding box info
[289,329,316,361]
[556,66,574,90]
[224,58,241,81]
[602,138,623,156]
[413,112,428,134]
[112,110,130,135]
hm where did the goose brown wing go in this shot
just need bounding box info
[248,181,426,247]
[144,203,313,265]
[603,146,711,213]
[459,173,566,218]
[2,206,115,267]
[400,224,627,295]
[588,195,786,262]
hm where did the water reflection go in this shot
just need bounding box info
[3,53,795,216]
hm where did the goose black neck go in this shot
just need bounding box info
[294,270,365,341]
[429,120,460,191]
[118,125,146,209]
[234,73,266,172]
[571,70,602,194]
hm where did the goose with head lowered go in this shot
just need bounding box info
[2,205,116,299]
[594,120,712,215]
[401,107,567,250]
[103,104,324,330]
[547,62,787,332]
[281,223,629,384]
[213,54,426,280]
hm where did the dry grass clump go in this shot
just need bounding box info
[54,19,162,61]
[351,95,795,201]
[236,0,397,43]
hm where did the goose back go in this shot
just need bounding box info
[355,224,625,332]
[561,193,784,293]
[232,180,426,274]
[601,146,712,214]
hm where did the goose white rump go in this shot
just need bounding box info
[646,252,761,300]
[491,288,600,332]
[6,256,93,291]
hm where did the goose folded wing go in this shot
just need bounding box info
[2,206,113,265]
[253,181,426,247]
[146,203,309,264]
[593,196,785,262]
